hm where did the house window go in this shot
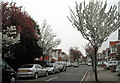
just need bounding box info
[111,47,115,53]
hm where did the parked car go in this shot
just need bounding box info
[45,63,60,74]
[105,61,113,69]
[105,60,120,69]
[66,62,71,67]
[116,62,120,75]
[72,62,78,67]
[17,64,48,79]
[71,62,74,66]
[97,61,102,66]
[56,61,67,72]
[0,58,16,83]
[88,61,91,66]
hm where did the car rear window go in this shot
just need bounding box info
[21,65,33,68]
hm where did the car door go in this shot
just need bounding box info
[35,64,42,76]
[0,59,2,82]
[54,64,59,72]
[37,64,45,76]
[1,59,14,82]
[53,64,57,72]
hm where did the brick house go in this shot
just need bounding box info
[109,41,120,60]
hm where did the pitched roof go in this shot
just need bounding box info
[110,41,120,46]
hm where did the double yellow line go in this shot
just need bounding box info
[80,67,91,83]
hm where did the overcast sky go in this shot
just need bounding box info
[4,0,120,56]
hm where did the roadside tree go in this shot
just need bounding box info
[68,0,120,81]
[37,20,61,59]
[69,47,82,63]
[1,1,43,70]
[85,43,95,70]
[2,26,20,59]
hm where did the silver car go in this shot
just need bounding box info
[45,63,60,74]
[56,61,67,71]
[73,62,78,67]
[17,64,48,79]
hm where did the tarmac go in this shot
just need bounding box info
[83,66,120,83]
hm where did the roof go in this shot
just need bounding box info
[110,41,120,46]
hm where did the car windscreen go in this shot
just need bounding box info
[74,62,78,64]
[57,63,62,65]
[21,64,33,68]
[45,63,53,67]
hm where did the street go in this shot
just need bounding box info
[16,65,89,83]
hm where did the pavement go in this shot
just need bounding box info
[83,66,120,83]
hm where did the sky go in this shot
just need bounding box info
[4,0,120,56]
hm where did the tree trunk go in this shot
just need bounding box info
[94,47,98,81]
[91,57,94,71]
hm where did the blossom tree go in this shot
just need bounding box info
[37,20,61,56]
[1,1,43,69]
[68,0,120,81]
[2,26,20,59]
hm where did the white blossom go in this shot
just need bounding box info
[37,20,61,54]
[68,1,120,49]
[2,26,20,47]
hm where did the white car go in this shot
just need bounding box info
[105,60,120,69]
[17,64,48,79]
[66,62,71,67]
[73,62,78,67]
[88,61,91,66]
[56,61,67,71]
[105,61,112,69]
[97,61,102,66]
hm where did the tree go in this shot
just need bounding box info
[85,43,95,70]
[2,26,20,59]
[68,0,120,81]
[1,1,43,69]
[2,1,37,38]
[69,47,82,63]
[37,20,61,56]
[81,55,87,64]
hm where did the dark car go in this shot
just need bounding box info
[0,58,16,83]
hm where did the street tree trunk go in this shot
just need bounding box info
[91,57,94,71]
[93,46,98,81]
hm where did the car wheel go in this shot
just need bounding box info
[57,69,60,73]
[64,68,67,71]
[45,72,48,76]
[62,67,65,72]
[11,76,16,83]
[34,73,38,79]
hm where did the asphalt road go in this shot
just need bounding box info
[16,65,90,83]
